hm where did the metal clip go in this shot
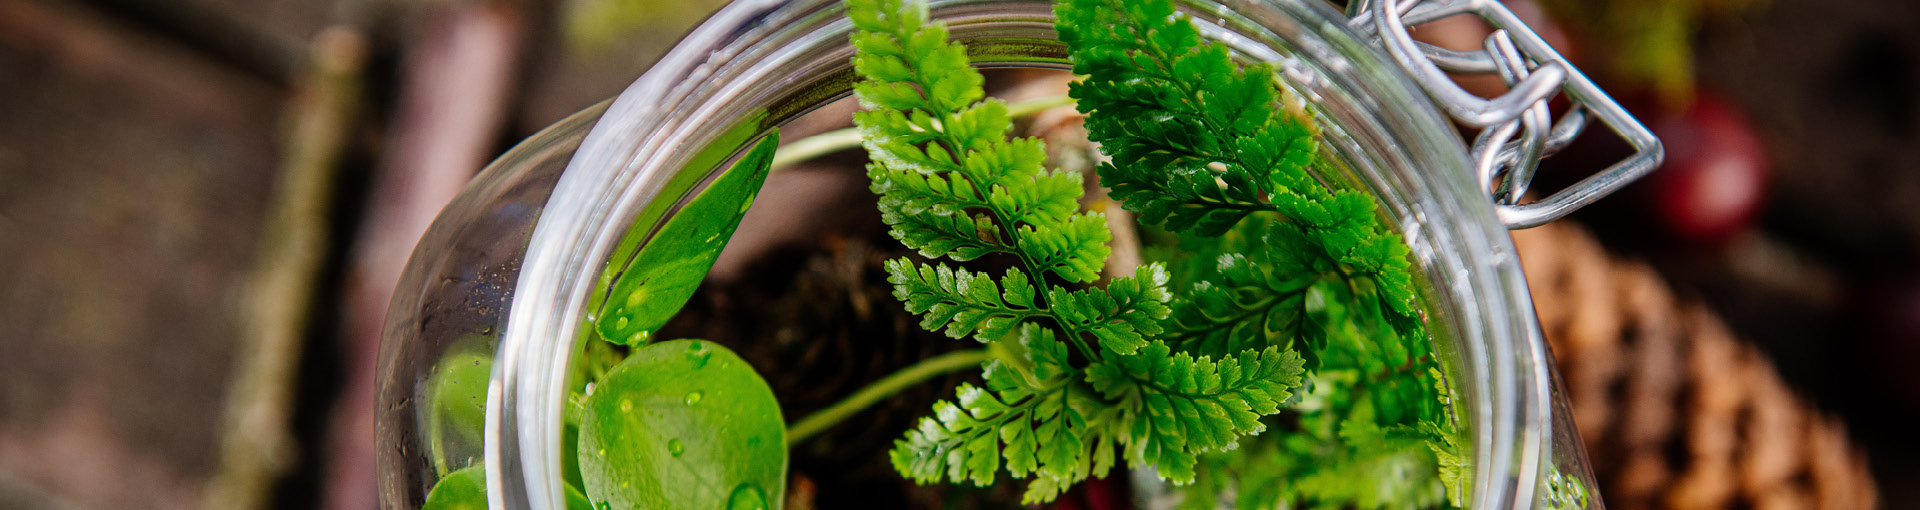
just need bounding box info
[1347,0,1664,229]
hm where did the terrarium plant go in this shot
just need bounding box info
[838,0,1467,506]
[410,0,1513,507]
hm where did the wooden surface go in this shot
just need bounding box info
[0,0,281,508]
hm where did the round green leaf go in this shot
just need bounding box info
[423,340,492,476]
[579,339,785,510]
[421,465,592,510]
[428,349,491,443]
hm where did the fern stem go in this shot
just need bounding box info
[786,348,995,445]
[769,94,1076,171]
[983,204,1102,362]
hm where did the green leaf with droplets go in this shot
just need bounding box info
[590,116,768,313]
[421,466,592,510]
[578,340,786,510]
[594,135,781,345]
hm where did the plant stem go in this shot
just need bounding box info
[786,348,995,445]
[769,94,1076,171]
[768,127,861,170]
[1004,92,1078,120]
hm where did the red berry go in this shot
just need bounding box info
[1644,92,1770,244]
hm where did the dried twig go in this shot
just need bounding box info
[203,26,366,510]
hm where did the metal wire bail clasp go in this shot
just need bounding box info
[1348,0,1665,229]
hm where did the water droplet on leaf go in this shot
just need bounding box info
[684,391,703,406]
[619,399,633,412]
[613,317,629,330]
[686,342,712,368]
[667,438,685,457]
[726,484,768,510]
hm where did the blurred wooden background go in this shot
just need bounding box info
[0,0,1914,508]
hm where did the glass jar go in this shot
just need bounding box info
[374,0,1601,508]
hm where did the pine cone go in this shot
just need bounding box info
[1514,222,1878,510]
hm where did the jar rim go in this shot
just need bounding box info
[487,0,1562,509]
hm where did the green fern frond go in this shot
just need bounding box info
[1047,263,1173,356]
[1425,420,1471,508]
[1085,341,1305,484]
[1056,0,1311,236]
[878,199,1009,261]
[889,383,1021,486]
[1164,250,1313,359]
[986,162,1082,227]
[1014,212,1111,283]
[850,0,1180,499]
[889,325,1088,487]
[885,260,1040,342]
[987,326,1097,481]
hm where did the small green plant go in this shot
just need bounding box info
[841,0,1468,506]
[1055,0,1469,507]
[419,0,1483,507]
[418,132,789,510]
[566,135,791,510]
[847,0,1319,501]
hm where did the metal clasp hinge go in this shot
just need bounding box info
[1347,0,1664,229]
